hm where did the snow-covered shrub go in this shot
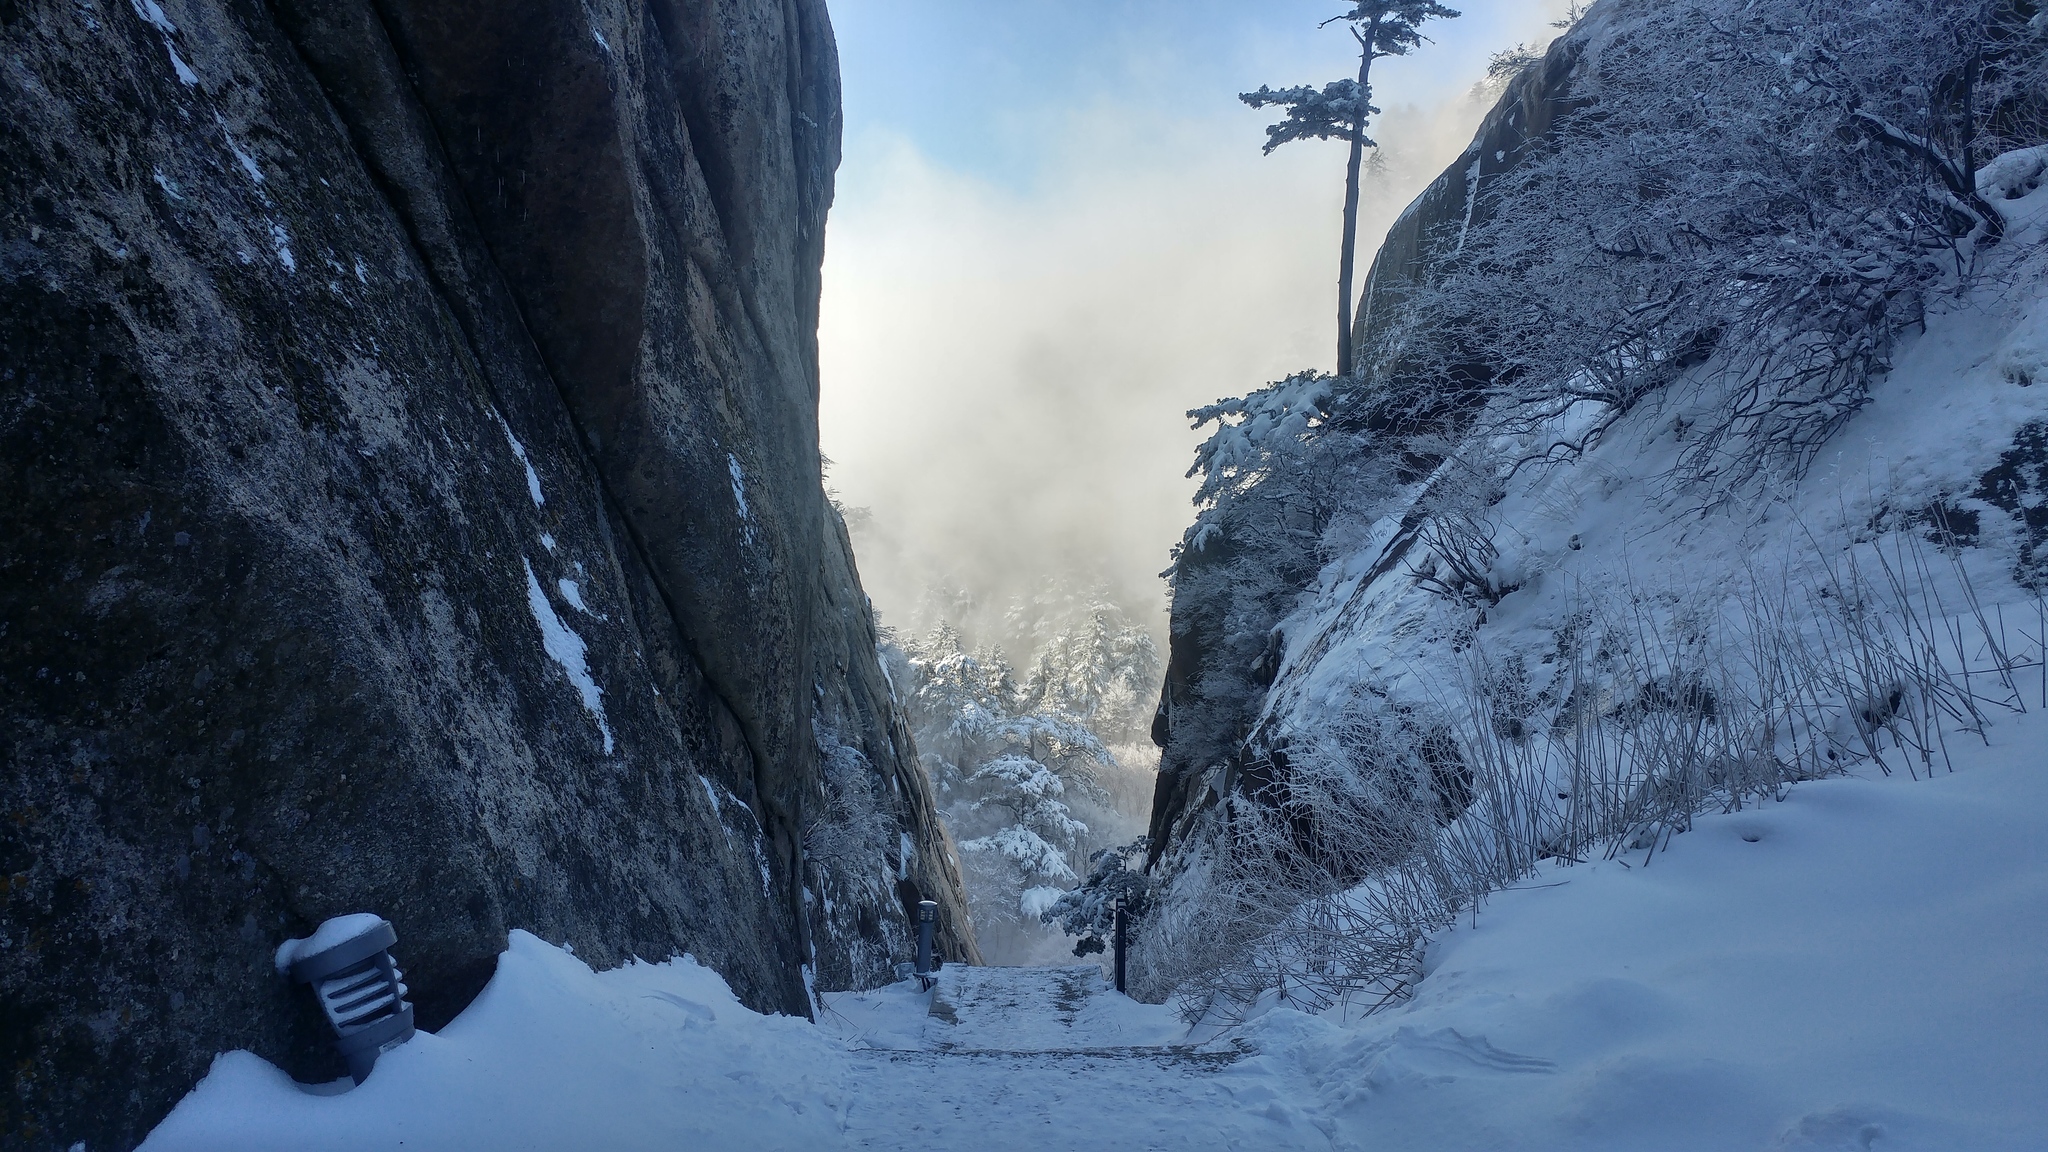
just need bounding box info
[1145,529,2046,1019]
[1040,839,1150,957]
[801,720,920,990]
[1138,692,1471,1015]
[1406,448,1520,607]
[804,721,896,866]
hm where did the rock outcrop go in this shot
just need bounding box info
[1146,38,1585,866]
[0,0,974,1146]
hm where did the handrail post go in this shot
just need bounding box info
[1113,896,1127,994]
[915,899,937,991]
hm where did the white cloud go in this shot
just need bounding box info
[818,3,1571,646]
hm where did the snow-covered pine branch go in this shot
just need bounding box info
[1240,81,1380,155]
[1040,840,1151,956]
[1243,1,1461,377]
[1186,371,1335,509]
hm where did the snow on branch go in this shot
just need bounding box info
[1240,81,1379,154]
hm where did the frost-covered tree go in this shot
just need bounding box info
[889,624,1134,953]
[957,753,1090,933]
[1041,839,1151,957]
[966,753,1089,845]
[1242,1,1460,378]
[1019,602,1161,745]
[895,624,1019,788]
[1160,371,1401,792]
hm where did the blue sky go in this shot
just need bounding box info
[832,0,1556,188]
[817,1,1570,641]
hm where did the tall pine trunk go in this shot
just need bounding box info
[1337,28,1376,379]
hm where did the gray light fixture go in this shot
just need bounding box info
[284,916,416,1083]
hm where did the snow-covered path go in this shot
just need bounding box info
[827,966,1324,1151]
[145,714,2048,1152]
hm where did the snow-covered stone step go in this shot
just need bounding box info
[925,964,1187,1053]
[832,967,1304,1151]
[818,964,1204,1056]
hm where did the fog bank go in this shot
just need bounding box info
[819,4,1574,655]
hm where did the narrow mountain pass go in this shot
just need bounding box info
[143,712,2048,1151]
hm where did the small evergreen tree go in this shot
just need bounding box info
[1019,601,1161,744]
[957,753,1090,932]
[1042,839,1151,957]
[1242,2,1460,379]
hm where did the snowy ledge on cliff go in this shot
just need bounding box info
[144,709,2047,1151]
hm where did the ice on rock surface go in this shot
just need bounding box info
[522,558,612,753]
[127,0,176,34]
[127,0,198,86]
[727,453,757,547]
[556,577,602,618]
[269,223,295,273]
[493,412,545,507]
[165,45,198,86]
[221,129,263,184]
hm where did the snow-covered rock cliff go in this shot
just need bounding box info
[1145,0,2048,1004]
[0,0,971,1145]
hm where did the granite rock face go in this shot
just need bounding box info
[0,0,974,1146]
[1145,37,1587,865]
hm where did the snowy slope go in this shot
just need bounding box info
[1261,163,2048,752]
[1241,718,2048,1150]
[145,708,2048,1150]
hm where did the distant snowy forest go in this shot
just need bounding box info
[844,555,1163,963]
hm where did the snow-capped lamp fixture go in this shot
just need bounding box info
[275,913,417,1083]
